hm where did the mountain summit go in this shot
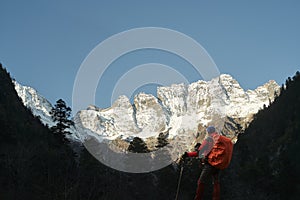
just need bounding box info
[75,74,279,143]
[14,74,280,151]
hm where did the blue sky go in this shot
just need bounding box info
[1,0,300,113]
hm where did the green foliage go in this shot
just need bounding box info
[0,64,183,200]
[156,133,169,148]
[128,137,150,153]
[0,64,77,199]
[50,99,73,142]
[226,70,300,199]
[4,61,298,199]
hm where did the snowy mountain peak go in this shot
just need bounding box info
[219,73,236,81]
[14,74,280,148]
[13,81,55,127]
[112,95,132,109]
[14,81,80,141]
[75,74,280,142]
[255,80,279,100]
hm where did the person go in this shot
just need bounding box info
[182,126,221,200]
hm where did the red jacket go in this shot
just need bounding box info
[187,132,218,158]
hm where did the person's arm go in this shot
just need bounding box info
[186,139,209,157]
[186,151,198,157]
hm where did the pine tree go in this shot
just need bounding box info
[235,123,243,136]
[128,137,149,153]
[155,133,169,148]
[227,71,300,199]
[0,66,78,198]
[50,99,73,141]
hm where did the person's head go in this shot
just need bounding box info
[206,126,216,134]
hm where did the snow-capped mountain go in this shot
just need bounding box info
[75,75,279,142]
[14,74,280,150]
[14,81,55,126]
[13,81,80,141]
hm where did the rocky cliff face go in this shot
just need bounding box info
[14,81,80,141]
[14,81,55,127]
[75,74,280,149]
[14,74,280,152]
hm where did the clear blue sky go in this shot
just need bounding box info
[1,0,299,112]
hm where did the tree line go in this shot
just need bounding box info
[1,62,300,199]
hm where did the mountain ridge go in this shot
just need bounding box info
[75,74,279,142]
[3,62,299,199]
[14,74,280,154]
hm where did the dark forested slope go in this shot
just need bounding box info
[2,62,299,200]
[223,71,300,200]
[0,64,77,200]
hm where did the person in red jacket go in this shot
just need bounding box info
[183,126,220,200]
